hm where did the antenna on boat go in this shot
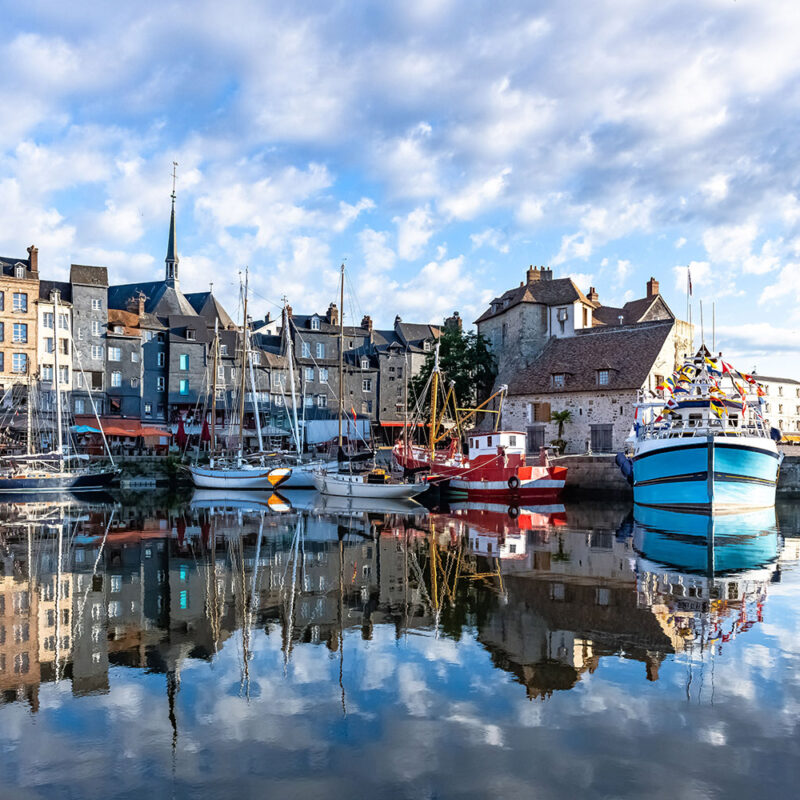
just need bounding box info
[712,302,716,352]
[700,300,705,346]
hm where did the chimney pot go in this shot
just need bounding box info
[361,314,373,332]
[587,286,599,303]
[26,245,38,274]
[647,277,659,298]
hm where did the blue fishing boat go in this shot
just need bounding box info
[621,351,782,512]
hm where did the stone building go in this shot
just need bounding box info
[0,246,40,399]
[480,267,693,454]
[36,280,73,414]
[70,264,109,416]
[106,305,145,418]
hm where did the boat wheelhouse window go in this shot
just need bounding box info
[509,435,517,447]
[487,436,492,447]
[729,415,739,427]
[689,413,702,426]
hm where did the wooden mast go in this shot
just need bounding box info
[337,263,345,450]
[53,289,64,471]
[237,269,249,454]
[211,318,218,453]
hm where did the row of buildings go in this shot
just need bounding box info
[0,194,441,448]
[3,188,797,454]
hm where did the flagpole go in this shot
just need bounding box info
[700,300,704,347]
[712,302,716,353]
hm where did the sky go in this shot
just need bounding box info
[1,0,799,376]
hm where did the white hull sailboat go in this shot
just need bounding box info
[312,470,427,499]
[188,461,289,490]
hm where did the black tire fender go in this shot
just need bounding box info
[507,475,520,490]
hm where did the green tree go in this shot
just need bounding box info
[411,325,497,413]
[550,409,572,438]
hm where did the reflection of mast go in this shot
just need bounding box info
[338,532,346,717]
[283,516,302,672]
[241,512,265,699]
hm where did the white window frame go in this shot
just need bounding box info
[362,379,372,392]
[111,371,122,388]
[108,347,121,362]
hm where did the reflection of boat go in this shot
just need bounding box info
[448,500,566,531]
[626,351,781,512]
[189,489,291,513]
[634,505,779,656]
[634,505,779,574]
[310,492,427,517]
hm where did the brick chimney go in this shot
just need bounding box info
[327,303,338,326]
[444,311,462,332]
[26,245,38,274]
[286,304,293,318]
[541,267,553,281]
[526,265,540,283]
[587,286,599,303]
[361,314,373,332]
[394,314,402,326]
[647,277,659,298]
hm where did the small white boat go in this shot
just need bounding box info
[312,468,427,499]
[188,461,290,490]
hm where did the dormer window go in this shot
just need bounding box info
[186,329,196,340]
[14,264,24,279]
[220,344,228,355]
[361,357,369,369]
[552,373,565,389]
[311,317,320,330]
[597,369,609,386]
[557,308,568,322]
[114,326,124,334]
[423,341,431,352]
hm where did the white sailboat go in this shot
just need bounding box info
[188,270,289,491]
[311,264,426,501]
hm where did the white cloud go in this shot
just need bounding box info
[470,227,509,254]
[394,206,435,260]
[439,168,511,221]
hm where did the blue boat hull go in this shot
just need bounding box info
[632,437,779,511]
[0,470,117,494]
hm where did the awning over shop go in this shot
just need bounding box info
[378,421,426,427]
[74,416,171,438]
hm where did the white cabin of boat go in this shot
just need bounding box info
[466,431,526,459]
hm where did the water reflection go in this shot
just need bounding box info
[0,493,799,796]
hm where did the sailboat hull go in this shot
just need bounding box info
[0,469,118,494]
[312,472,427,499]
[188,464,282,490]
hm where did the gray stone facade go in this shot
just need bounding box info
[69,265,109,416]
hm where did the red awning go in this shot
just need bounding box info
[379,421,426,427]
[74,416,171,438]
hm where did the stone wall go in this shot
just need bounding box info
[778,455,800,496]
[552,454,632,495]
[503,390,638,454]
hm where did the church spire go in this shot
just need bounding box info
[165,161,179,286]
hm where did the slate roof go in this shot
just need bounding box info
[167,314,213,344]
[755,374,800,385]
[184,291,237,330]
[0,255,37,279]
[475,278,593,324]
[38,279,72,303]
[592,296,673,327]
[108,281,196,317]
[395,322,440,350]
[507,321,674,395]
[70,264,108,286]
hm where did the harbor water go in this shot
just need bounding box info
[0,492,799,798]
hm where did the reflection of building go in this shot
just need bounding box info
[0,567,40,710]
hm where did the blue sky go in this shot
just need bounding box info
[1,0,799,376]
